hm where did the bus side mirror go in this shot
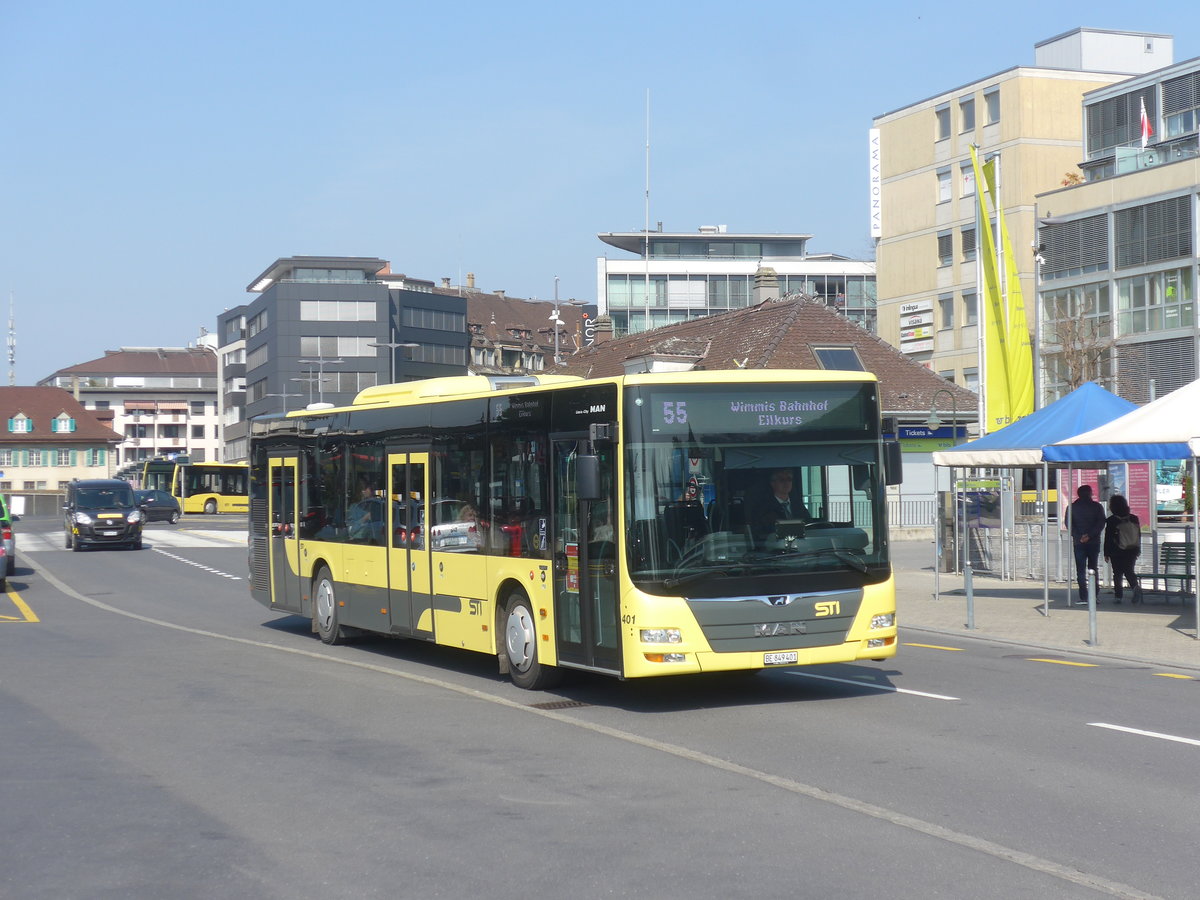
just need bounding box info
[883,441,903,486]
[577,455,601,501]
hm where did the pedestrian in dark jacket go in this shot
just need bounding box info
[1103,493,1143,604]
[1067,484,1106,605]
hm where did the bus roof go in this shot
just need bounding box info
[273,369,879,419]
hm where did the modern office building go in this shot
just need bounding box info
[872,28,1171,393]
[1036,54,1200,405]
[221,256,469,462]
[596,227,876,335]
[38,342,220,468]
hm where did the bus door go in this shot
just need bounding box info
[267,457,301,612]
[552,437,619,673]
[387,452,433,638]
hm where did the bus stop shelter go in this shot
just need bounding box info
[1045,378,1200,637]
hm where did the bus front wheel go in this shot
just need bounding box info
[313,567,346,645]
[503,591,561,690]
[203,499,217,515]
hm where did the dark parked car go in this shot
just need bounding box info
[64,479,144,551]
[0,493,17,576]
[135,489,181,524]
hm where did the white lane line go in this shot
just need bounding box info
[787,670,959,701]
[153,547,242,580]
[1089,722,1200,748]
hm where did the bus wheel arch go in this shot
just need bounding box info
[501,586,561,690]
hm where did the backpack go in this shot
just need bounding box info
[1115,516,1140,551]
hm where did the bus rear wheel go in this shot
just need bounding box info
[203,499,217,515]
[313,567,346,645]
[503,591,561,690]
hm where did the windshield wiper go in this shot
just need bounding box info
[663,565,742,588]
[755,546,870,574]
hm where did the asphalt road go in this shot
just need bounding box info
[3,516,1198,899]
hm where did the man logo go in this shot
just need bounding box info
[768,595,789,607]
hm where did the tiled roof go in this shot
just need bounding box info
[550,297,978,416]
[47,347,216,378]
[0,387,122,444]
[436,287,589,354]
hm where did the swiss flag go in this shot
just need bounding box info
[1140,97,1154,149]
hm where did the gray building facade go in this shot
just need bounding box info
[220,257,468,461]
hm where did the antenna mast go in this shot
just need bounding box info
[7,293,14,385]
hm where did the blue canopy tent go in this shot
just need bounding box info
[930,383,1138,612]
[932,382,1137,468]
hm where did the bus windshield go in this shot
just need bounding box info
[623,382,888,596]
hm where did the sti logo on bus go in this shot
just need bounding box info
[814,600,841,617]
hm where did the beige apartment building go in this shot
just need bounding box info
[872,28,1171,405]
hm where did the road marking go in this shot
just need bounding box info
[1027,658,1098,668]
[153,548,242,580]
[1153,673,1195,680]
[0,590,39,623]
[787,670,959,701]
[1089,722,1200,748]
[27,554,1162,900]
[904,642,965,651]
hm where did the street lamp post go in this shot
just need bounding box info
[297,356,343,404]
[927,388,963,579]
[265,388,302,415]
[368,334,419,384]
[549,275,565,365]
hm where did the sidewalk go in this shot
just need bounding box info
[891,540,1200,671]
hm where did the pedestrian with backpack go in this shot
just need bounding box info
[1104,493,1143,604]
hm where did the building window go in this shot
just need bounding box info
[52,413,75,433]
[937,232,953,267]
[961,227,976,262]
[811,347,864,371]
[93,400,110,409]
[938,294,955,330]
[9,414,30,433]
[959,96,975,132]
[960,162,975,197]
[935,104,951,141]
[89,449,104,466]
[246,379,267,404]
[963,292,978,326]
[1116,268,1195,335]
[963,368,980,393]
[1114,196,1192,269]
[938,370,956,384]
[56,449,70,465]
[28,450,42,467]
[298,300,375,322]
[0,451,11,467]
[247,310,268,338]
[192,424,205,439]
[984,89,1000,124]
[937,168,952,203]
[1040,215,1109,281]
[402,307,467,332]
[191,401,206,415]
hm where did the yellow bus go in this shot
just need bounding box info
[248,371,901,689]
[142,459,249,514]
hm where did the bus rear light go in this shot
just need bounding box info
[644,653,686,664]
[640,628,681,644]
[870,613,895,630]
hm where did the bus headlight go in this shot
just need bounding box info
[870,613,895,630]
[640,628,682,644]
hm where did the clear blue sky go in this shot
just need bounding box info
[1,1,1193,384]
